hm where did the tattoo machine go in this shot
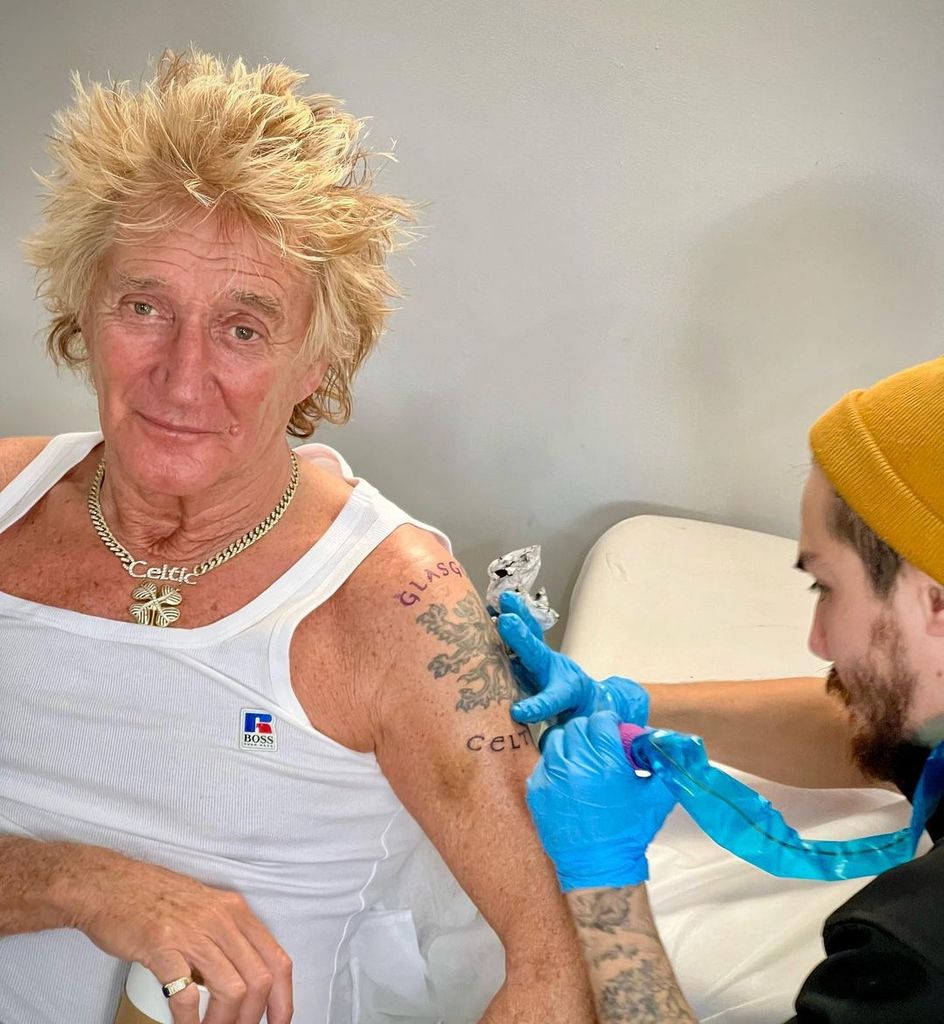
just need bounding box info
[485,545,559,630]
[486,545,559,697]
[619,722,944,881]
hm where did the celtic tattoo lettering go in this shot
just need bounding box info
[465,728,534,753]
[417,594,516,711]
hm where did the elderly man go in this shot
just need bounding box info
[0,51,593,1023]
[500,356,944,1023]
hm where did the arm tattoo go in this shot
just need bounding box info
[598,967,695,1021]
[465,727,534,753]
[568,887,697,1024]
[417,594,517,711]
[569,889,657,937]
[394,560,465,607]
[591,943,642,968]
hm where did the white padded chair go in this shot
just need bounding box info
[562,515,916,1024]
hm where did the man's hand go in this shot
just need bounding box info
[497,592,649,726]
[527,712,676,891]
[65,846,292,1024]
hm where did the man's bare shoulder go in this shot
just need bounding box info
[0,437,51,491]
[335,524,521,720]
[347,523,468,614]
[333,523,480,644]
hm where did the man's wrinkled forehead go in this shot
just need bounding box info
[109,204,299,281]
[106,266,287,324]
[98,217,311,327]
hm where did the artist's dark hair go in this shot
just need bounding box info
[828,490,903,598]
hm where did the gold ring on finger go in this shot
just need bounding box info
[161,975,195,998]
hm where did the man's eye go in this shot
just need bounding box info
[808,581,829,597]
[132,302,155,316]
[231,325,259,342]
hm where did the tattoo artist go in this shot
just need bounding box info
[499,357,944,1023]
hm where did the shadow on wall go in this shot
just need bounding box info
[674,174,944,537]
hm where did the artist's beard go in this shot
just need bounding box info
[825,615,917,782]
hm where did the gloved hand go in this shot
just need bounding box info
[494,589,547,697]
[497,591,649,726]
[526,711,677,890]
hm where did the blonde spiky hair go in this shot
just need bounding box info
[24,48,413,436]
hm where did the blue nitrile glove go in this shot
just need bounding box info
[493,590,546,697]
[526,711,677,890]
[497,591,649,726]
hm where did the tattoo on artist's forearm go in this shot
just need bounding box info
[394,561,465,607]
[570,887,697,1024]
[591,943,643,968]
[417,595,516,711]
[597,966,694,1022]
[569,889,657,937]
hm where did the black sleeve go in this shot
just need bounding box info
[784,920,944,1023]
[889,742,944,842]
[781,787,944,1023]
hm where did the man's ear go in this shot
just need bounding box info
[295,358,329,404]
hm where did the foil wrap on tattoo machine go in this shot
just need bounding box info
[618,723,944,881]
[485,545,559,631]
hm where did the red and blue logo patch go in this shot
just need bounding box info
[241,709,277,751]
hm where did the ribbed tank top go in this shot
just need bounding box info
[0,433,502,1023]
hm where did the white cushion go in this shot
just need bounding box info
[562,514,824,680]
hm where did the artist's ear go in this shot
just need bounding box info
[923,578,944,637]
[899,565,944,637]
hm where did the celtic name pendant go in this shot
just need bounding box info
[130,582,183,627]
[125,563,199,627]
[90,451,299,630]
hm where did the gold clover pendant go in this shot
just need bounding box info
[130,582,183,627]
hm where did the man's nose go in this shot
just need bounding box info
[157,316,212,403]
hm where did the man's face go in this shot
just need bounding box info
[798,465,919,779]
[81,209,324,496]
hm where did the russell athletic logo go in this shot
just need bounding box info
[241,709,277,751]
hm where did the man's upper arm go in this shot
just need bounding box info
[0,437,50,491]
[358,534,589,995]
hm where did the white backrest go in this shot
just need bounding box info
[562,514,826,680]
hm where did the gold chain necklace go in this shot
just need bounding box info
[87,452,300,627]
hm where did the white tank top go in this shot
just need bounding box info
[0,433,503,1023]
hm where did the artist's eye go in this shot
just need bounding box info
[808,581,829,597]
[132,301,155,316]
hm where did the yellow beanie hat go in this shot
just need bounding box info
[809,356,944,585]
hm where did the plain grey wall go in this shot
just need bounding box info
[3,1,943,623]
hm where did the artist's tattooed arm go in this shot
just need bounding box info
[567,885,698,1024]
